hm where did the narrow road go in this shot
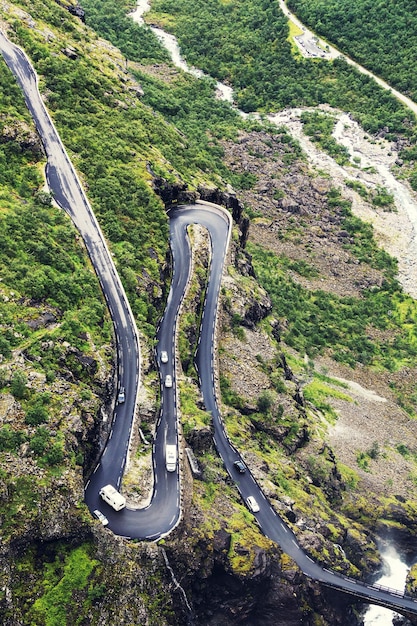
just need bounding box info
[2,25,417,619]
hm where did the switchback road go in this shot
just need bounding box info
[1,25,417,619]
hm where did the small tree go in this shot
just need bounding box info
[45,443,64,465]
[11,371,28,399]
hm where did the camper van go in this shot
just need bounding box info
[165,444,177,472]
[99,484,126,511]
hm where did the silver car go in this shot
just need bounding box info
[93,509,109,526]
[118,387,125,404]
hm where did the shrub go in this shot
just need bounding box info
[11,371,28,399]
[257,391,273,414]
[25,404,48,426]
[30,427,50,455]
[0,425,24,452]
[44,443,65,466]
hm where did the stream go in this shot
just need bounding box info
[129,2,417,622]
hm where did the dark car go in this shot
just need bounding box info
[233,460,246,473]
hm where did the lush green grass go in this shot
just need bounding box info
[9,543,102,626]
[303,378,352,423]
[31,545,99,626]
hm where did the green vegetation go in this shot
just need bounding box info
[247,235,417,369]
[303,378,352,423]
[0,474,41,538]
[300,111,350,165]
[277,254,319,279]
[371,186,395,210]
[31,545,99,626]
[177,226,210,375]
[220,373,245,410]
[179,379,211,438]
[81,0,169,63]
[345,179,369,199]
[226,509,274,573]
[356,442,382,472]
[9,543,103,626]
[287,0,417,103]
[149,0,413,134]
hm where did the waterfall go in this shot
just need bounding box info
[364,545,410,625]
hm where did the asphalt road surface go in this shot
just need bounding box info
[1,28,417,618]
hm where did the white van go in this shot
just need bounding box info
[165,444,177,472]
[99,484,126,511]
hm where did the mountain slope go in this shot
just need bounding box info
[1,0,417,625]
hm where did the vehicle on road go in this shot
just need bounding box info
[165,444,177,472]
[93,509,109,526]
[233,460,246,473]
[161,350,168,363]
[99,484,126,511]
[246,496,260,513]
[117,386,125,404]
[165,374,172,388]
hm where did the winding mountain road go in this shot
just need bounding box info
[1,25,417,619]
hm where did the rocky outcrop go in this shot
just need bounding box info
[0,121,43,156]
[197,185,245,224]
[167,521,362,626]
[150,176,247,227]
[151,173,197,205]
[186,426,214,454]
[62,1,85,22]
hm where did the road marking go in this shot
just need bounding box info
[323,568,335,576]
